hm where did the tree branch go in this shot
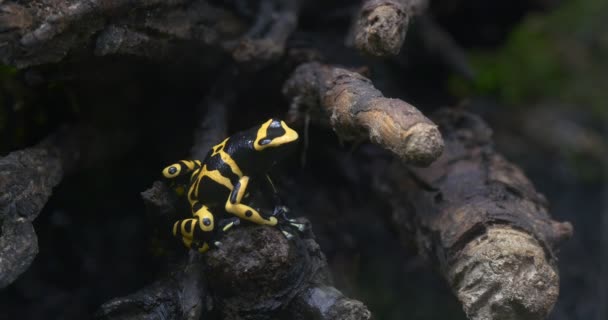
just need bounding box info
[351,0,428,56]
[373,109,573,320]
[0,0,245,68]
[283,62,444,166]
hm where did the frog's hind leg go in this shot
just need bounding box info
[172,217,210,253]
[172,218,197,249]
[225,176,278,226]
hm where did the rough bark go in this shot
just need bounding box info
[0,0,302,69]
[283,62,444,167]
[204,223,370,320]
[0,126,134,288]
[351,0,428,56]
[96,253,207,320]
[373,109,573,320]
[0,0,246,68]
[100,204,372,320]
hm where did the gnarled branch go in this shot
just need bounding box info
[283,62,444,166]
[373,109,572,320]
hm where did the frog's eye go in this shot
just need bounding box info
[162,164,182,178]
[254,119,299,151]
[203,218,211,226]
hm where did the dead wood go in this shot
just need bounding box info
[204,222,370,320]
[0,0,245,68]
[351,0,428,56]
[283,62,444,166]
[372,108,573,320]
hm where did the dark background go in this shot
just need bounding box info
[0,0,606,319]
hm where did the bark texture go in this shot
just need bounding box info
[352,0,428,56]
[373,109,573,320]
[283,62,444,167]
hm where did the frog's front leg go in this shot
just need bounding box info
[225,176,278,226]
[264,174,306,232]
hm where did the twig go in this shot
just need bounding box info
[351,0,428,56]
[373,109,573,320]
[283,62,444,166]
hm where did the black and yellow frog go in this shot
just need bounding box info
[162,118,303,253]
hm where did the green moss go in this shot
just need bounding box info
[452,0,608,118]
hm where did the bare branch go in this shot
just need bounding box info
[373,109,573,320]
[0,0,245,68]
[351,0,428,56]
[283,62,444,166]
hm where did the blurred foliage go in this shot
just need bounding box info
[451,0,608,118]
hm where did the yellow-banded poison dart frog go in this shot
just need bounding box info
[162,118,305,253]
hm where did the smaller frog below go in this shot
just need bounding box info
[162,118,305,253]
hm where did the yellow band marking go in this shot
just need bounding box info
[210,138,243,177]
[225,176,278,226]
[181,160,197,171]
[180,219,195,239]
[211,138,229,156]
[172,221,179,236]
[235,176,249,203]
[195,165,234,197]
[219,150,243,177]
[254,119,273,151]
